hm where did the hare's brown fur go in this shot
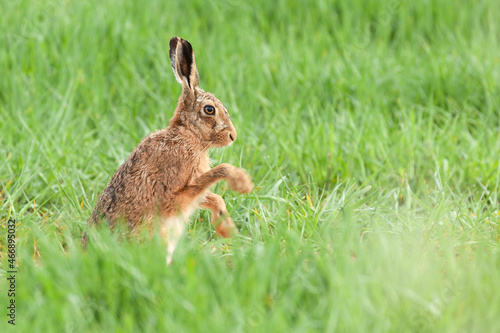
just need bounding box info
[85,37,253,263]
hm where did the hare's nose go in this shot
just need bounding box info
[227,123,237,143]
[228,127,237,142]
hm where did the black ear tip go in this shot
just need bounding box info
[180,39,193,55]
[169,37,179,51]
[181,38,192,47]
[169,36,193,55]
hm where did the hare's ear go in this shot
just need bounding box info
[169,37,200,95]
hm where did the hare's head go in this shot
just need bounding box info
[169,37,236,148]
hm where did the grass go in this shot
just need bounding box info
[1,0,500,331]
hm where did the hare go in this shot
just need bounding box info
[84,36,253,264]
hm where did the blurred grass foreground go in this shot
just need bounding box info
[1,0,500,332]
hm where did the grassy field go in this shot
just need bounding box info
[1,0,500,331]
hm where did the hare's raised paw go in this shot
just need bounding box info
[227,167,253,194]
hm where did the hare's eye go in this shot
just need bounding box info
[204,105,216,115]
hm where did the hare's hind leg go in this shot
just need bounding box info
[200,192,237,238]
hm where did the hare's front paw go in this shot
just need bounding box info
[227,167,253,194]
[215,214,238,238]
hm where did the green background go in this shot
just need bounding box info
[1,0,499,331]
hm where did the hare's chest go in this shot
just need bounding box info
[191,154,211,179]
[199,154,211,173]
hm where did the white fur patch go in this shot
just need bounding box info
[160,198,204,265]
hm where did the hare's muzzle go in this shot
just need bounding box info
[228,127,237,144]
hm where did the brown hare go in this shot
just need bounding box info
[84,36,253,264]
